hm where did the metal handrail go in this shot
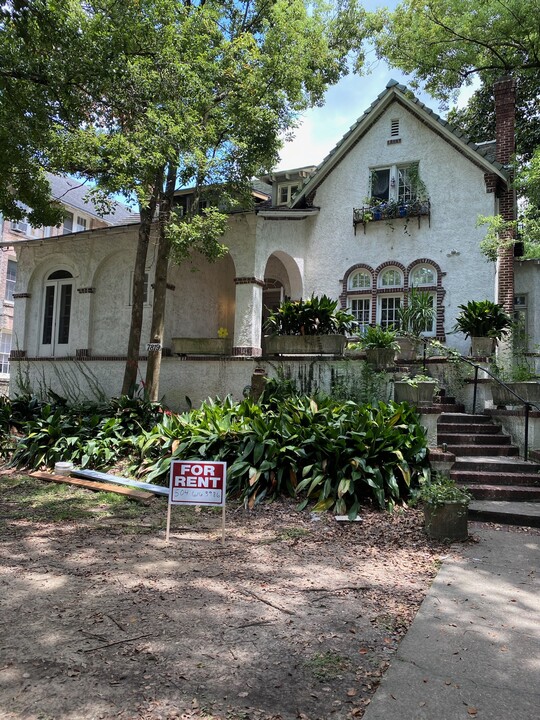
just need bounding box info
[436,349,540,462]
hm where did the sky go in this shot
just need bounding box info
[276,2,478,171]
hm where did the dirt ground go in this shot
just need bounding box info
[0,472,462,720]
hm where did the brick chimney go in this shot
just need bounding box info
[493,76,516,315]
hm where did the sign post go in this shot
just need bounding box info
[166,460,227,543]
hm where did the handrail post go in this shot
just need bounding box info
[472,365,479,415]
[524,403,530,462]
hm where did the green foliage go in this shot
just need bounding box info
[5,389,429,517]
[400,374,438,388]
[397,288,435,337]
[359,325,399,350]
[264,295,357,336]
[135,393,428,515]
[454,300,512,340]
[412,473,471,507]
[368,1,540,104]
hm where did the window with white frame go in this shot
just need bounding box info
[379,296,402,330]
[410,265,436,287]
[41,270,73,353]
[63,212,73,234]
[0,332,11,374]
[348,270,371,290]
[5,260,16,302]
[370,164,419,203]
[379,268,403,289]
[277,183,299,206]
[350,298,371,332]
[76,216,87,232]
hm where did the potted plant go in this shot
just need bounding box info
[454,300,512,356]
[264,295,356,355]
[394,373,439,405]
[359,325,399,369]
[396,288,435,360]
[414,473,471,541]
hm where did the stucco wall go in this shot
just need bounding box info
[10,357,392,412]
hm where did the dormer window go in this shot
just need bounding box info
[278,183,299,206]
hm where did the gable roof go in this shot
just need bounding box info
[292,80,508,208]
[47,173,139,225]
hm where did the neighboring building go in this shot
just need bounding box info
[5,81,538,408]
[0,174,137,391]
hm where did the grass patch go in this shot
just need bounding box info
[305,651,350,680]
[0,473,151,523]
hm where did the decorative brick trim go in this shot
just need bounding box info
[10,349,27,359]
[76,349,91,359]
[234,277,265,287]
[233,346,262,357]
[12,292,31,299]
[386,138,402,145]
[77,287,95,294]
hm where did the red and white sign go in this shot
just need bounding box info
[169,460,226,507]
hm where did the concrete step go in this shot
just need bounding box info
[438,413,494,424]
[437,422,503,435]
[431,403,466,412]
[446,444,519,456]
[451,470,539,486]
[452,456,540,474]
[468,500,540,528]
[459,483,540,501]
[438,432,511,445]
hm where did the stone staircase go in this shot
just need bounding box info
[436,412,540,527]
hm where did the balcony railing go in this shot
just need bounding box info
[353,199,430,235]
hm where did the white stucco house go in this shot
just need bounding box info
[5,81,539,408]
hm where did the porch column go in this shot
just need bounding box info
[233,276,264,356]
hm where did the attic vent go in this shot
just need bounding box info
[390,119,400,137]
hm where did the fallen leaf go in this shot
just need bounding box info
[467,707,478,716]
[347,688,357,697]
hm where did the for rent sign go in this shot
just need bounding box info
[169,460,226,507]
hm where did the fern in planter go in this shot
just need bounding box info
[264,294,356,336]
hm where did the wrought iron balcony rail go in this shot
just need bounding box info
[353,199,430,235]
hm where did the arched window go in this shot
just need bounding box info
[410,265,436,287]
[379,268,403,289]
[42,270,73,355]
[348,270,371,290]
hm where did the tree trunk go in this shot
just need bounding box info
[121,177,161,397]
[145,163,177,401]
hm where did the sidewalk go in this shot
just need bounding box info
[363,527,539,720]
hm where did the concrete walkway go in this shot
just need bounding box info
[363,528,539,720]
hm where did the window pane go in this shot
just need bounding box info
[351,298,370,332]
[0,332,11,374]
[279,186,288,204]
[380,269,403,288]
[57,284,72,344]
[350,271,371,289]
[76,216,87,231]
[398,167,414,203]
[371,169,390,201]
[5,260,16,302]
[380,296,401,329]
[42,285,55,344]
[63,212,73,234]
[411,266,435,286]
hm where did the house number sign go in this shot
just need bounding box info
[146,343,162,352]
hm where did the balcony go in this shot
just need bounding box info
[353,199,431,235]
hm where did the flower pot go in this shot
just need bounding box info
[396,336,418,361]
[471,336,495,357]
[424,501,468,541]
[491,381,540,408]
[172,337,232,355]
[394,381,437,405]
[264,334,347,356]
[365,347,396,369]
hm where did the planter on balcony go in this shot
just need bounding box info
[172,337,233,355]
[394,380,437,405]
[264,334,347,356]
[491,381,540,408]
